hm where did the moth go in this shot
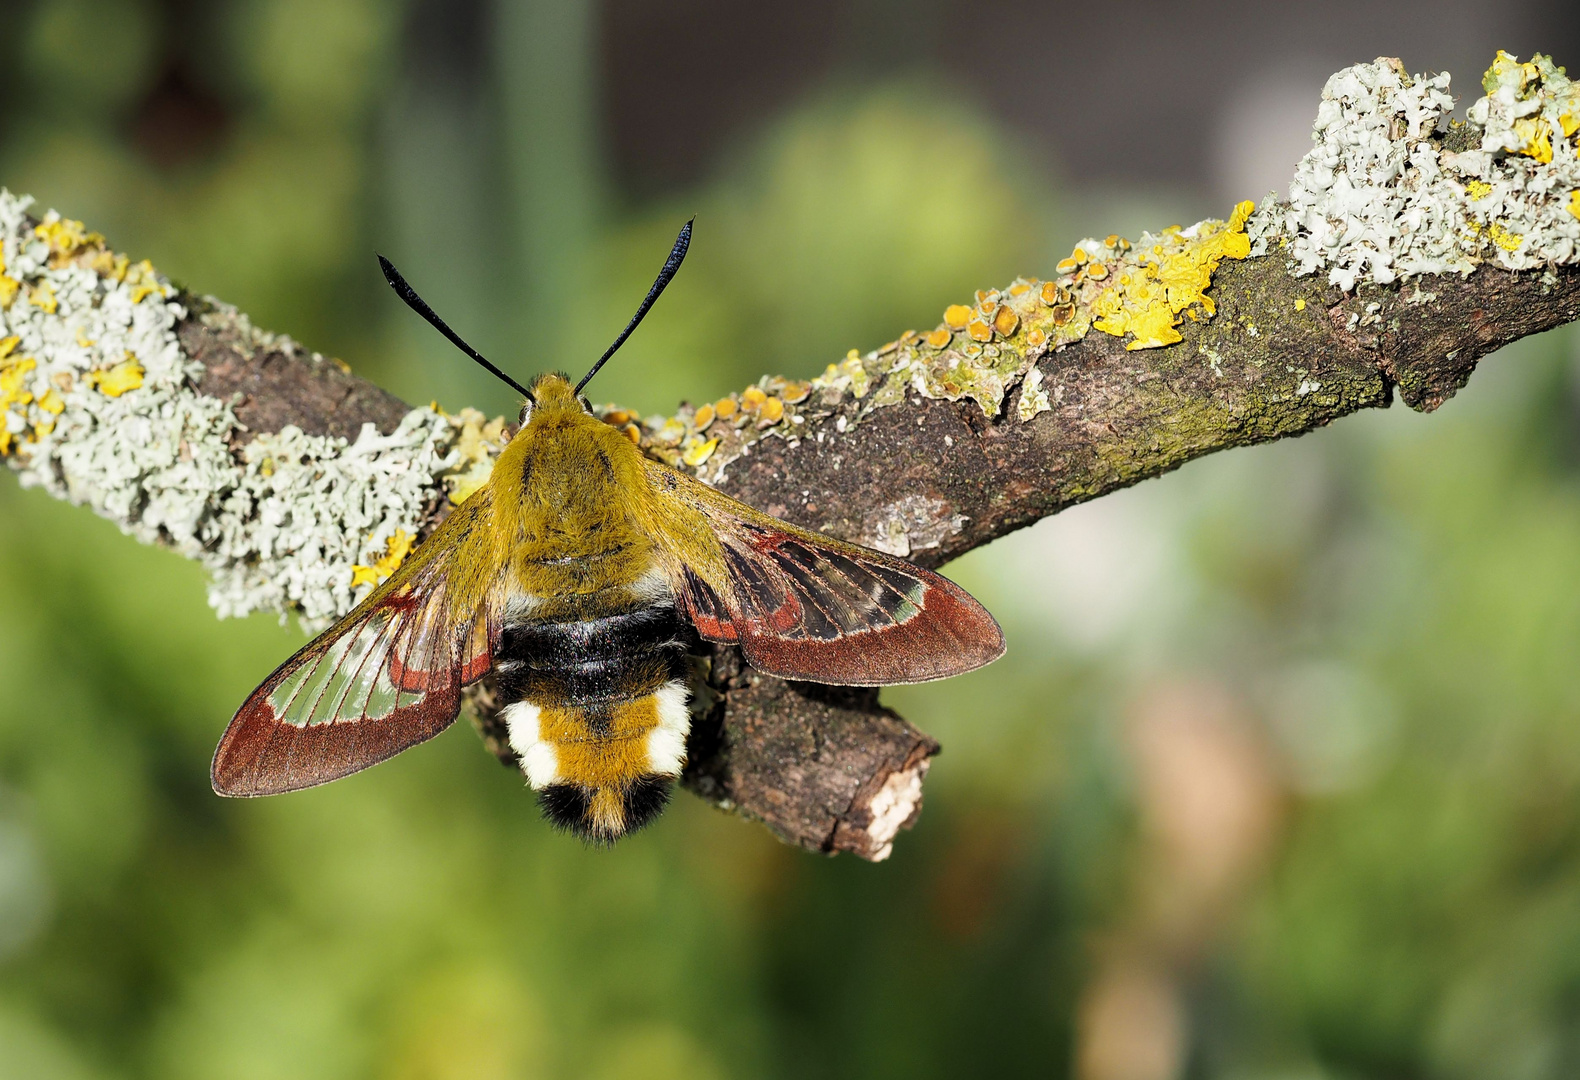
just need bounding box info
[211,222,1005,842]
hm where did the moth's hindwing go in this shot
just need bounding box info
[212,490,504,796]
[641,460,1004,686]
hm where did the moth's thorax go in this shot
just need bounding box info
[486,373,657,601]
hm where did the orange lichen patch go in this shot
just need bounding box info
[781,380,811,404]
[681,435,719,467]
[602,408,640,427]
[943,304,972,330]
[1039,281,1061,306]
[692,403,716,431]
[1086,262,1109,281]
[1051,302,1076,326]
[758,396,785,425]
[1088,200,1255,349]
[350,529,414,588]
[1025,327,1048,349]
[713,397,738,420]
[1056,257,1079,274]
[925,327,953,349]
[1008,282,1032,297]
[86,356,145,397]
[1071,247,1088,265]
[966,318,993,343]
[992,306,1020,337]
[740,385,767,413]
[28,282,58,314]
[621,424,642,444]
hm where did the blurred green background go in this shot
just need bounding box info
[5,1,1580,1077]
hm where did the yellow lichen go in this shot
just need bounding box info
[942,304,972,330]
[1465,179,1493,200]
[925,327,952,349]
[758,396,784,424]
[740,385,767,413]
[1570,190,1580,222]
[1516,117,1554,162]
[0,336,18,360]
[651,417,687,445]
[1088,200,1255,350]
[86,356,145,397]
[350,529,414,588]
[681,436,719,467]
[125,260,169,304]
[825,350,871,398]
[992,306,1019,337]
[692,403,716,431]
[0,256,17,309]
[440,407,510,503]
[34,214,104,261]
[28,282,57,314]
[1488,222,1524,251]
[0,355,38,455]
[1294,298,1307,311]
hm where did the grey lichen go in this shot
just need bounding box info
[0,190,485,628]
[1281,53,1580,290]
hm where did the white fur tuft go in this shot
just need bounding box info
[645,679,691,776]
[502,701,558,788]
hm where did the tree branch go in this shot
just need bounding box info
[5,53,1580,859]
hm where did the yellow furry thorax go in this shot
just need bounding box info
[485,372,658,603]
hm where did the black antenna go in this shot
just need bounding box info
[575,218,692,395]
[377,254,535,403]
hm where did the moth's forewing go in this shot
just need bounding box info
[212,492,504,796]
[641,460,1004,686]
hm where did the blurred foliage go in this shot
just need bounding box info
[5,1,1580,1078]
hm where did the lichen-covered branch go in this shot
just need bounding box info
[5,52,1580,860]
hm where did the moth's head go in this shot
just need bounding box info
[520,373,590,426]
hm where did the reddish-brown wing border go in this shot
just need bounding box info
[646,461,1004,685]
[212,494,503,796]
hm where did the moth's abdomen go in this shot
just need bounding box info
[495,599,691,842]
